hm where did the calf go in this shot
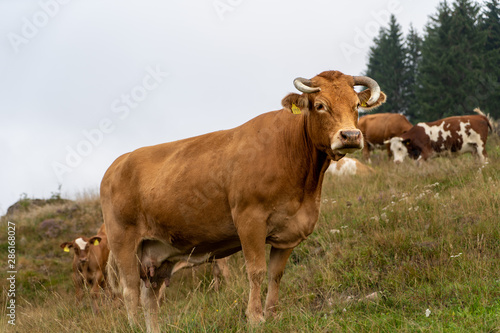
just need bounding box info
[358,113,412,162]
[60,224,110,312]
[327,157,375,176]
[385,113,491,163]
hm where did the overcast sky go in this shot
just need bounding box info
[0,0,445,214]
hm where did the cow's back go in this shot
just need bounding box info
[419,115,490,151]
[394,114,491,162]
[359,113,412,145]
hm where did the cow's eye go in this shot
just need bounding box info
[316,104,324,111]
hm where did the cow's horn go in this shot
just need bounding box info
[353,76,381,106]
[293,77,321,93]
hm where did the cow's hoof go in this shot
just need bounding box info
[246,312,265,325]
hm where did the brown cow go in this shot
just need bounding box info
[358,113,413,162]
[100,71,386,332]
[385,111,491,163]
[60,224,110,312]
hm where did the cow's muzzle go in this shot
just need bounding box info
[340,130,362,146]
[334,129,363,153]
[329,129,363,159]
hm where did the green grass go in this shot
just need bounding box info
[1,135,500,332]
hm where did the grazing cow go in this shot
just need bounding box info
[60,224,110,312]
[385,111,491,164]
[100,71,386,332]
[358,113,413,162]
[327,157,375,176]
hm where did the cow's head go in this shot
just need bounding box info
[60,236,102,263]
[385,137,421,163]
[282,71,386,161]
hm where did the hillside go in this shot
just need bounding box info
[1,135,499,332]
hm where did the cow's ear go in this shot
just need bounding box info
[358,89,386,110]
[402,138,411,146]
[60,242,73,252]
[281,93,309,114]
[89,236,102,246]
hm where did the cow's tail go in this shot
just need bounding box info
[106,251,122,296]
[474,107,493,132]
[473,107,485,116]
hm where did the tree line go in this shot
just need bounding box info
[365,0,500,123]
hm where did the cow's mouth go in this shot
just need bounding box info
[326,145,362,161]
[329,129,363,159]
[335,147,360,154]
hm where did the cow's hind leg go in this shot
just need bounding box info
[141,260,174,333]
[110,236,141,329]
[264,247,293,319]
[475,142,488,164]
[141,279,163,333]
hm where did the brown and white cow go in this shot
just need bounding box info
[358,113,413,162]
[100,71,386,332]
[60,224,110,312]
[327,157,375,176]
[385,112,491,164]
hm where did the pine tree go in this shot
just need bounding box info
[417,0,485,121]
[404,25,423,122]
[479,0,500,119]
[365,15,407,115]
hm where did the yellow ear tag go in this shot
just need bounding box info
[291,103,301,115]
[360,102,367,108]
[64,246,70,252]
[93,239,100,246]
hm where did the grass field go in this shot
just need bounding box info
[1,134,499,332]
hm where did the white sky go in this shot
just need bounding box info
[0,0,444,214]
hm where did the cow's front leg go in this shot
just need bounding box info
[236,211,267,324]
[90,271,104,314]
[264,246,293,318]
[212,257,230,291]
[362,140,371,162]
[73,272,84,302]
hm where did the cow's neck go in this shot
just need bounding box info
[279,112,330,195]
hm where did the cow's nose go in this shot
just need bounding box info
[340,130,361,141]
[80,258,88,262]
[340,130,362,146]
